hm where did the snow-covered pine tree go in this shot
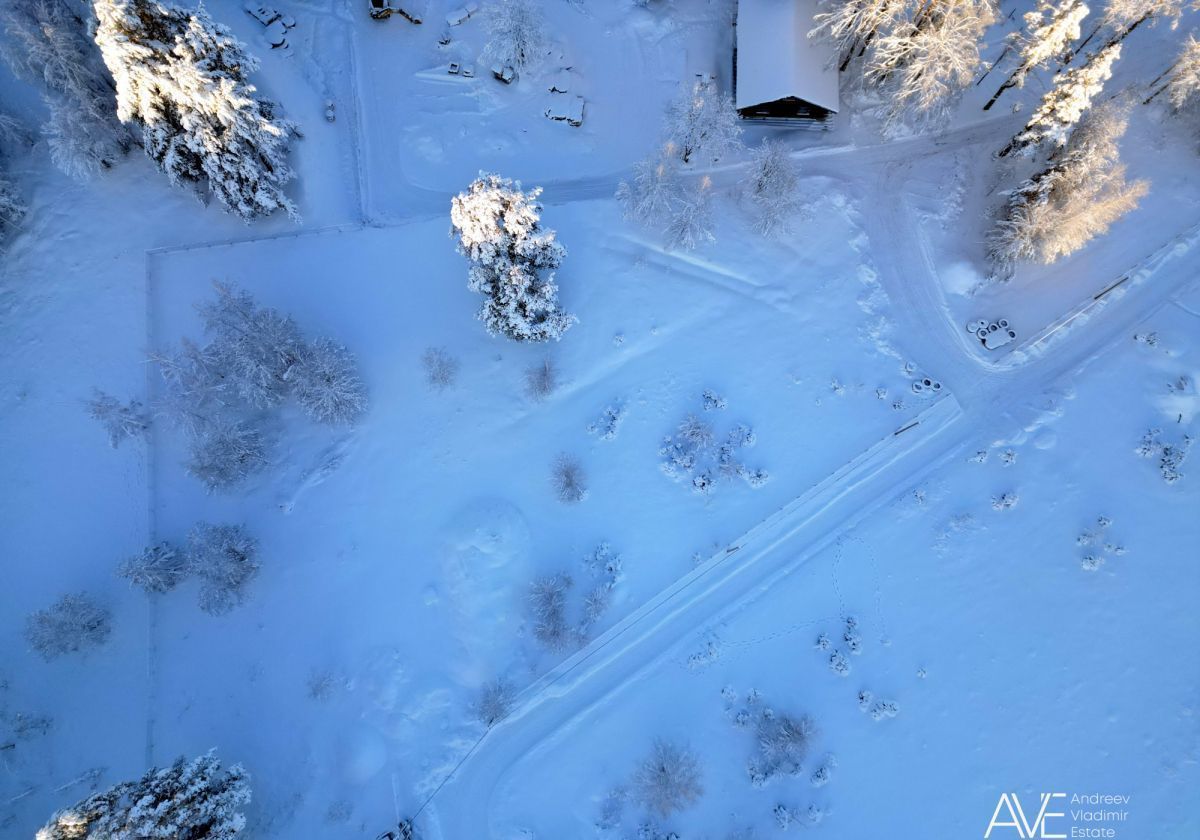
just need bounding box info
[871,0,997,130]
[92,0,299,221]
[988,102,1147,269]
[664,175,715,251]
[1144,33,1200,108]
[482,0,548,73]
[450,173,576,342]
[615,150,684,227]
[746,140,802,237]
[187,522,260,615]
[664,78,742,165]
[999,42,1121,156]
[36,750,250,840]
[87,389,150,448]
[984,0,1090,110]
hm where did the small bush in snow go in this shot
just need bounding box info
[0,174,25,245]
[660,398,766,496]
[291,338,368,425]
[528,573,574,650]
[87,390,149,448]
[810,755,837,787]
[186,420,268,493]
[451,173,575,342]
[187,522,260,616]
[550,453,588,503]
[422,347,460,392]
[25,593,111,661]
[36,750,250,840]
[118,542,188,595]
[665,176,716,252]
[473,678,516,726]
[632,739,704,818]
[525,358,559,401]
[1136,427,1192,483]
[587,403,626,440]
[749,709,815,785]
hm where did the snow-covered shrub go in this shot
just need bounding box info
[828,650,850,676]
[843,615,863,655]
[810,754,837,787]
[749,709,814,785]
[528,573,574,650]
[578,542,622,638]
[664,78,742,165]
[587,403,626,440]
[550,453,587,503]
[482,0,548,74]
[991,492,1019,510]
[118,542,188,594]
[473,678,516,726]
[187,522,260,615]
[25,593,111,661]
[422,347,460,391]
[665,176,715,251]
[186,420,268,492]
[989,102,1147,270]
[632,739,704,817]
[291,338,368,426]
[525,357,559,400]
[87,390,149,448]
[0,0,132,179]
[660,399,766,495]
[616,152,684,227]
[702,389,727,411]
[450,173,576,342]
[93,0,300,221]
[1136,427,1192,483]
[36,750,249,840]
[746,141,803,237]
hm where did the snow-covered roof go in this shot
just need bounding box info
[736,0,840,114]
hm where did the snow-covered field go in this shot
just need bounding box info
[1,0,1198,838]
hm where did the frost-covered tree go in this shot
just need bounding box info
[1144,33,1200,109]
[0,0,132,178]
[291,338,368,425]
[473,678,516,726]
[25,593,111,661]
[632,740,703,818]
[93,0,300,221]
[482,0,548,73]
[87,389,149,448]
[187,522,260,616]
[749,709,815,784]
[989,103,1148,268]
[811,0,908,71]
[664,176,715,251]
[999,43,1121,156]
[36,750,250,840]
[984,0,1090,110]
[450,173,576,342]
[186,420,268,492]
[664,78,742,165]
[870,0,997,129]
[616,151,684,227]
[118,542,188,594]
[0,174,24,245]
[746,140,802,237]
[550,453,587,503]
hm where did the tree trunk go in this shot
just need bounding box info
[976,44,1012,86]
[984,66,1023,110]
[1106,14,1149,48]
[1066,22,1102,64]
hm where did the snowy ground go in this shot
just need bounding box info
[2,0,1199,838]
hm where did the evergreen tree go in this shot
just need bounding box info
[36,751,250,840]
[93,0,299,220]
[450,173,575,342]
